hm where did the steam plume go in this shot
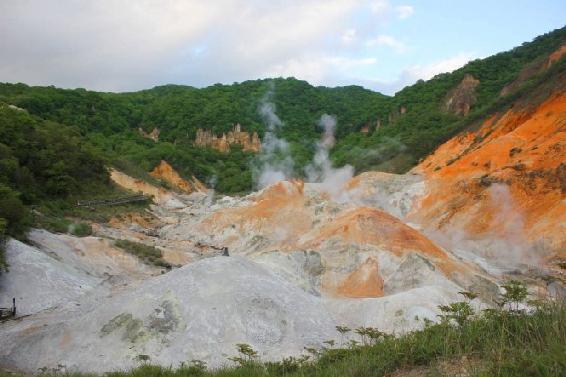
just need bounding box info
[486,183,539,267]
[427,183,543,274]
[253,82,295,188]
[305,114,354,200]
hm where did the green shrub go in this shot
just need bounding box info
[69,222,92,237]
[114,239,171,269]
[42,217,72,234]
[0,184,29,237]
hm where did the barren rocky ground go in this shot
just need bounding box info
[1,154,563,372]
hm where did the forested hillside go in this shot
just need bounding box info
[0,79,391,194]
[0,106,111,267]
[1,27,565,185]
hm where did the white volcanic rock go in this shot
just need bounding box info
[323,285,461,334]
[0,231,158,316]
[343,171,426,219]
[0,239,98,315]
[251,250,325,296]
[28,229,158,280]
[0,257,337,373]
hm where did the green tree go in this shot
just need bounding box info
[501,280,528,312]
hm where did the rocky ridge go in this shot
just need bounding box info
[194,124,261,153]
[443,74,480,116]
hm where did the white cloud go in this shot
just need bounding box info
[0,0,421,92]
[365,35,407,53]
[369,0,390,14]
[370,1,414,19]
[0,0,371,91]
[405,52,477,81]
[352,52,477,95]
[395,5,414,19]
[341,29,358,44]
[264,55,377,86]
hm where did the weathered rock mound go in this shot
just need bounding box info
[0,257,336,373]
[0,230,157,316]
[161,180,491,300]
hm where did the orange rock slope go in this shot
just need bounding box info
[150,160,207,193]
[201,180,312,246]
[110,169,172,202]
[414,92,566,257]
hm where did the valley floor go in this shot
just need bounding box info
[0,169,564,374]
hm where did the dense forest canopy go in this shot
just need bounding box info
[1,25,565,264]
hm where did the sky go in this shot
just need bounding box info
[1,0,565,95]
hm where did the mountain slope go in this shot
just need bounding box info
[412,57,566,261]
[0,26,565,195]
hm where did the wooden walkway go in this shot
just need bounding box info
[76,195,149,207]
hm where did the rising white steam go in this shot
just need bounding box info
[427,183,543,274]
[253,82,295,189]
[253,90,353,198]
[486,183,540,267]
[305,114,354,200]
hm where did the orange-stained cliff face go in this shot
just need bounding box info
[501,43,566,97]
[110,169,172,203]
[149,160,207,194]
[547,43,566,68]
[414,92,566,257]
